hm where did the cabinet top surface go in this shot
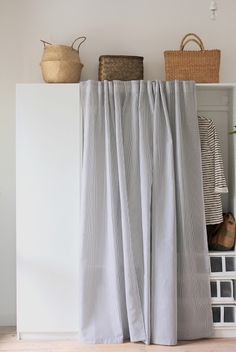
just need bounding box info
[15,82,236,87]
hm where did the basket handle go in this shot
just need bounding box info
[40,39,52,47]
[71,36,86,51]
[180,33,205,51]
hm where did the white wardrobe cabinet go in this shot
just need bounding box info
[16,84,82,340]
[16,83,236,340]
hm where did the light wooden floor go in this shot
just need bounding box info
[1,327,236,352]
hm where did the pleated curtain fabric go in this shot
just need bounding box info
[78,80,212,345]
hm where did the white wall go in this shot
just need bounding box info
[1,0,236,326]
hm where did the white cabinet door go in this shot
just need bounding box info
[16,84,81,334]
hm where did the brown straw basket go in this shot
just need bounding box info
[164,33,220,83]
[40,36,86,83]
[99,55,143,81]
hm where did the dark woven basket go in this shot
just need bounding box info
[99,55,144,81]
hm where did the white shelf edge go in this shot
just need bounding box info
[211,300,235,304]
[196,83,236,88]
[209,251,236,256]
[213,323,236,327]
[198,106,229,112]
[210,274,236,278]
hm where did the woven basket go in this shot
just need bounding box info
[41,61,83,83]
[40,36,86,83]
[99,55,143,81]
[164,33,220,83]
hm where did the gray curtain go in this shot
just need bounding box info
[78,80,212,345]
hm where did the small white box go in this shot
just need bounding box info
[212,305,236,325]
[210,256,223,273]
[211,280,234,302]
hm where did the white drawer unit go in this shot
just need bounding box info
[209,252,236,336]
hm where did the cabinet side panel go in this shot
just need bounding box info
[16,84,80,333]
[229,88,236,219]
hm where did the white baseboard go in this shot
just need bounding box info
[18,332,80,340]
[18,329,236,341]
[212,327,236,338]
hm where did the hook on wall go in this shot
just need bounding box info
[209,0,218,20]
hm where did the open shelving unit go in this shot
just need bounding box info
[196,84,236,337]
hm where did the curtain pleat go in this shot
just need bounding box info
[79,80,212,345]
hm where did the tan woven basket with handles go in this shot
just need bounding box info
[40,36,86,83]
[164,33,220,83]
[99,55,144,81]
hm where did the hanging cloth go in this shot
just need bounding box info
[78,80,212,345]
[198,115,228,225]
